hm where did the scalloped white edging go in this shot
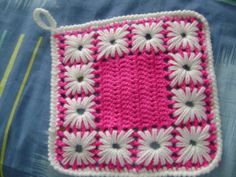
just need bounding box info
[45,10,222,177]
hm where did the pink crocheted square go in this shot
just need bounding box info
[40,10,222,177]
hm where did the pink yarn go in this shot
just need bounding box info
[53,16,218,172]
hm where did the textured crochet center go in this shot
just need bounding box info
[42,9,222,177]
[96,54,172,129]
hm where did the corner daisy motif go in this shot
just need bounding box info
[64,33,94,63]
[167,21,200,50]
[176,125,211,165]
[33,8,222,177]
[62,131,96,166]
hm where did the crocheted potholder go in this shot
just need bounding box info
[33,8,222,177]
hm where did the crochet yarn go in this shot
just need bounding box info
[34,8,222,177]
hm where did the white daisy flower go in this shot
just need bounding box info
[171,87,207,125]
[167,21,200,50]
[176,125,211,165]
[64,96,95,129]
[62,131,96,165]
[132,22,165,52]
[98,130,133,166]
[64,33,94,63]
[64,63,95,95]
[97,25,129,59]
[137,127,173,166]
[168,52,203,86]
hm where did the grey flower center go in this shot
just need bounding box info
[75,144,83,153]
[150,141,160,150]
[182,64,191,71]
[77,76,84,82]
[190,140,197,146]
[181,32,186,38]
[110,39,116,45]
[145,33,152,40]
[76,108,85,115]
[112,143,121,149]
[78,45,83,51]
[185,101,194,107]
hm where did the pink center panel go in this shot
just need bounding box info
[94,53,174,130]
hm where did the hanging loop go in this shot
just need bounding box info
[33,8,57,31]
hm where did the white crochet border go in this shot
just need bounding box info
[48,10,222,177]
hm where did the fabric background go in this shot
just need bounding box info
[0,0,236,177]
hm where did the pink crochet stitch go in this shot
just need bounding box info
[34,8,222,177]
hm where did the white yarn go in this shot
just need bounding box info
[97,24,129,59]
[64,95,96,129]
[168,52,203,86]
[176,125,211,165]
[33,8,57,31]
[64,63,95,95]
[132,21,165,52]
[136,127,174,166]
[64,33,94,63]
[171,87,207,125]
[167,21,200,50]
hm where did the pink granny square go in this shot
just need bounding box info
[34,9,222,177]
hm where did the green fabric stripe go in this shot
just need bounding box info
[0,37,43,177]
[0,34,25,97]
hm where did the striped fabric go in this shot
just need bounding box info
[0,0,235,177]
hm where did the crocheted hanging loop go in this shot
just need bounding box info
[33,8,57,31]
[33,8,222,177]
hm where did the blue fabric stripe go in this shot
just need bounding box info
[0,30,7,51]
